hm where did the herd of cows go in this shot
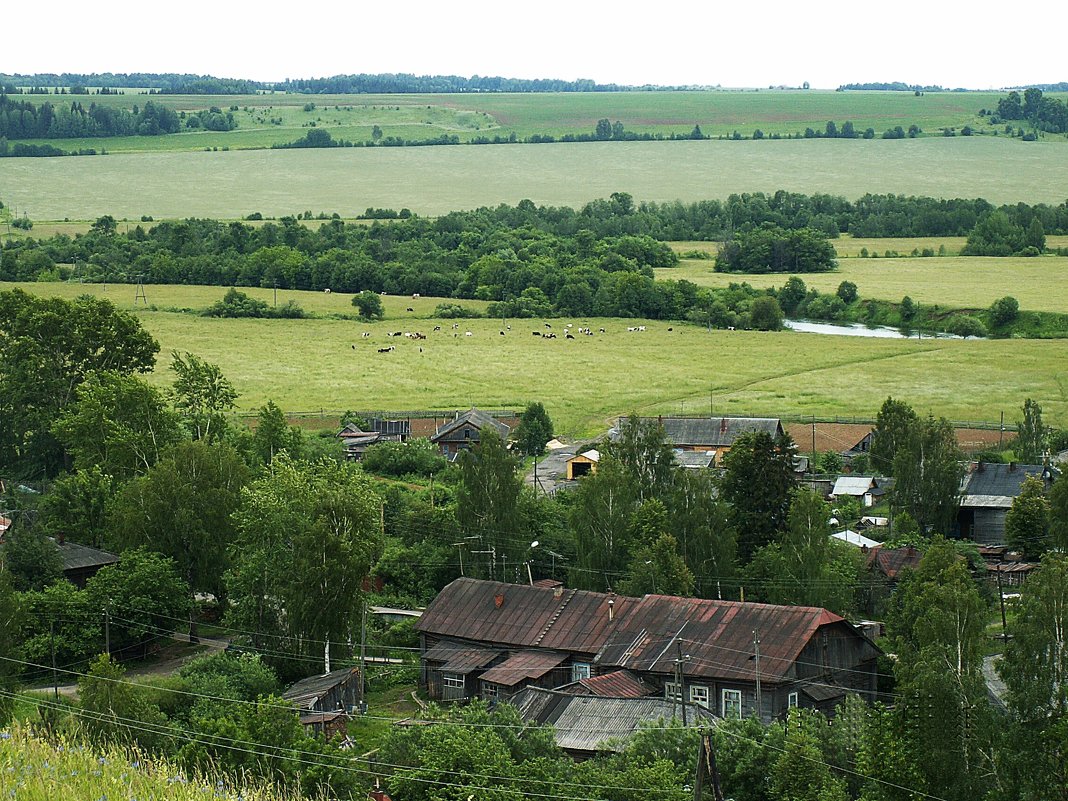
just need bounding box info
[356,321,661,353]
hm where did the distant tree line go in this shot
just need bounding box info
[836,81,953,91]
[275,73,654,94]
[0,73,259,94]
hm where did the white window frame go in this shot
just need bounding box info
[689,685,710,709]
[571,662,592,682]
[664,681,682,701]
[721,688,742,720]
[442,673,465,690]
[787,691,799,709]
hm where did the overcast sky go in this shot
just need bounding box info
[5,1,1064,90]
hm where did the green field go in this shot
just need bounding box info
[6,282,1066,434]
[7,89,1059,153]
[4,136,1067,222]
[657,254,1068,312]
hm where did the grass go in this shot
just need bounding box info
[6,282,1067,436]
[657,254,1068,313]
[4,136,1068,222]
[0,722,304,800]
[10,89,1065,151]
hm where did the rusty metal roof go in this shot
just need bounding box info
[563,669,650,698]
[596,594,845,683]
[417,578,635,655]
[419,579,864,685]
[479,650,567,686]
[423,641,501,674]
[866,546,922,580]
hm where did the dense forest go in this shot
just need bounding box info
[0,94,237,139]
[989,88,1068,134]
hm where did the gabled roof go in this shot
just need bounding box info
[512,687,714,753]
[866,545,922,580]
[650,416,784,448]
[831,476,877,497]
[430,408,511,442]
[785,423,873,455]
[596,594,847,683]
[420,579,875,686]
[833,530,882,549]
[417,578,634,655]
[961,462,1055,505]
[674,450,716,469]
[282,667,360,710]
[560,669,650,698]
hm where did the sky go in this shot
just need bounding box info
[5,1,1065,90]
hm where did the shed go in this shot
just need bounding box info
[833,530,882,549]
[830,476,879,507]
[50,538,119,589]
[512,687,715,757]
[282,666,362,731]
[566,450,600,479]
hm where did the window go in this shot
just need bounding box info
[571,663,592,682]
[787,692,799,709]
[664,681,682,701]
[689,685,710,709]
[482,682,500,701]
[442,673,465,701]
[721,689,742,720]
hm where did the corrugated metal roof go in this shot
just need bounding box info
[479,650,567,686]
[419,579,862,685]
[597,595,845,683]
[424,641,501,674]
[417,578,635,655]
[282,667,359,710]
[962,462,1052,499]
[866,546,922,580]
[833,530,881,549]
[513,688,715,753]
[564,669,650,698]
[959,494,1015,509]
[50,539,120,572]
[831,476,876,497]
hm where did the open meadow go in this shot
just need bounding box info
[5,89,1035,152]
[6,282,1066,434]
[3,136,1067,222]
[657,254,1068,312]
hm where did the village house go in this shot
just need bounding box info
[52,537,120,588]
[957,461,1058,545]
[610,416,785,467]
[417,578,880,724]
[429,408,513,459]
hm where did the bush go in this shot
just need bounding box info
[361,438,446,478]
[946,314,987,339]
[432,303,482,319]
[836,280,858,304]
[989,295,1019,326]
[748,296,784,330]
[203,288,305,319]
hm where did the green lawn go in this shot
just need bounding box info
[657,254,1068,313]
[4,136,1067,222]
[7,282,1065,435]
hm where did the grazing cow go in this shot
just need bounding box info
[599,328,606,333]
[433,325,441,331]
[565,332,575,339]
[544,322,551,328]
[727,326,735,331]
[627,327,636,332]
[453,323,459,330]
[638,325,646,332]
[465,331,473,337]
[406,307,414,312]
[362,332,371,338]
[532,331,541,336]
[412,293,420,299]
[667,327,673,332]
[324,288,331,293]
[393,331,402,337]
[500,331,505,336]
[377,346,394,353]
[351,344,355,349]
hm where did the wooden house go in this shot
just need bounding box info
[957,461,1058,545]
[565,449,600,479]
[429,408,512,458]
[417,578,880,723]
[51,537,119,589]
[611,416,784,467]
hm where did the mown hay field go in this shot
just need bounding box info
[3,137,1067,222]
[9,89,1049,151]
[7,282,1066,434]
[657,254,1068,313]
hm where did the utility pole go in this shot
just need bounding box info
[753,631,762,721]
[675,642,690,727]
[50,620,58,699]
[359,599,368,713]
[693,729,725,801]
[996,568,1009,645]
[104,602,111,656]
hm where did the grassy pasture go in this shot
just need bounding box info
[657,254,1068,312]
[6,282,1066,434]
[4,137,1067,222]
[10,90,1058,152]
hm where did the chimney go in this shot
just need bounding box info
[57,531,65,546]
[1009,461,1017,472]
[607,597,615,622]
[976,460,985,473]
[720,417,728,435]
